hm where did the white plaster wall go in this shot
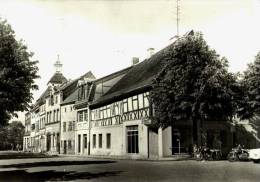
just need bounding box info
[91,125,123,156]
[90,120,149,159]
[162,126,172,156]
[75,129,89,155]
[60,104,76,141]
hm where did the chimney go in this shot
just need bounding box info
[132,57,139,65]
[147,47,155,58]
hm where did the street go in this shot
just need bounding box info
[0,156,260,182]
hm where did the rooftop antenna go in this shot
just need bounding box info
[176,0,180,37]
[170,0,181,40]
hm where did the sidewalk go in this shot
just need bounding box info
[58,153,192,161]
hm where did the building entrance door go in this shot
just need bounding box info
[47,134,51,151]
[64,140,67,154]
[78,135,81,154]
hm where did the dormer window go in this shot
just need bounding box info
[78,85,85,101]
[50,95,54,105]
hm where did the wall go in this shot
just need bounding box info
[60,103,76,154]
[90,119,149,159]
[90,125,123,156]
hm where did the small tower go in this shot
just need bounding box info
[54,55,62,73]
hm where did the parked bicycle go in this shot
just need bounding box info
[227,146,249,162]
[194,146,222,161]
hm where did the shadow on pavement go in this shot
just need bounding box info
[0,160,116,169]
[0,169,123,181]
[0,152,58,160]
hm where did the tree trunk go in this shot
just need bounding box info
[193,119,202,146]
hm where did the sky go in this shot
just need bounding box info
[1,0,260,122]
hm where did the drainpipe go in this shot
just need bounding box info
[88,105,91,155]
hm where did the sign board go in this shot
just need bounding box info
[141,117,151,125]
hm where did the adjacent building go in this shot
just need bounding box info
[23,112,31,151]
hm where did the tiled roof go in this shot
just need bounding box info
[90,43,174,108]
[33,88,50,109]
[48,73,67,84]
[61,89,78,105]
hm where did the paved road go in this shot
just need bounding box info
[0,156,259,182]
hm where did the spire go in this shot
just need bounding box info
[54,54,62,73]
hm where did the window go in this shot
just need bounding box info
[64,107,66,112]
[68,121,73,131]
[57,109,59,121]
[123,99,128,113]
[100,107,104,119]
[83,134,87,149]
[128,97,133,111]
[111,104,115,116]
[104,107,107,118]
[63,122,66,132]
[99,134,102,148]
[55,95,58,104]
[93,134,96,148]
[72,121,75,131]
[106,133,111,149]
[84,110,88,121]
[91,111,95,120]
[50,95,54,105]
[127,126,139,153]
[115,103,119,115]
[31,124,35,130]
[132,96,138,110]
[78,135,81,153]
[78,85,85,101]
[144,92,149,107]
[138,94,144,109]
[78,111,83,122]
[53,110,56,122]
[68,140,72,149]
[49,112,52,123]
[107,106,111,117]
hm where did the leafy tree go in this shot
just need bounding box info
[6,121,25,150]
[238,52,260,120]
[0,126,8,150]
[150,31,238,145]
[0,18,39,125]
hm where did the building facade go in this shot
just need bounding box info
[23,112,31,151]
[24,41,238,158]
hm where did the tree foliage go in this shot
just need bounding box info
[238,52,260,120]
[0,19,39,125]
[150,31,238,129]
[0,121,24,150]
